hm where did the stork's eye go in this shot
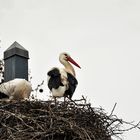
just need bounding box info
[64,54,68,58]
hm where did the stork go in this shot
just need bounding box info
[0,78,32,101]
[47,52,81,101]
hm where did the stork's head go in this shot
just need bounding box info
[59,52,81,68]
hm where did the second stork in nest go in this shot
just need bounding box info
[47,52,81,101]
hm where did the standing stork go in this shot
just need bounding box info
[47,52,81,101]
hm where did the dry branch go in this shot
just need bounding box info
[0,99,139,140]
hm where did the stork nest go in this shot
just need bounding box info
[0,97,139,140]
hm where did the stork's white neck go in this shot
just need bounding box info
[60,60,76,77]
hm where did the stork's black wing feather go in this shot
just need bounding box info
[64,73,78,99]
[47,68,64,90]
[0,92,9,99]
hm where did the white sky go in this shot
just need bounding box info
[0,0,140,139]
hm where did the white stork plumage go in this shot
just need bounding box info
[0,78,32,101]
[47,52,81,100]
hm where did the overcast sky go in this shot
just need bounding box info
[0,0,140,139]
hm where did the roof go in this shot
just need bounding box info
[5,41,28,51]
[4,41,29,59]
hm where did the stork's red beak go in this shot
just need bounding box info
[67,57,81,69]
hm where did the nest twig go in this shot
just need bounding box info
[0,98,139,140]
